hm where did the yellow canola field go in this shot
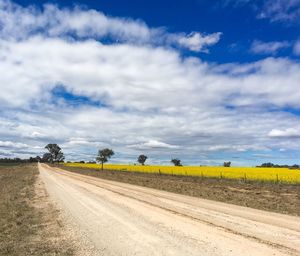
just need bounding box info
[64,163,300,184]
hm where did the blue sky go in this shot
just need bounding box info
[14,0,300,63]
[0,0,300,166]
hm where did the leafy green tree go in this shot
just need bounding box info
[223,161,231,167]
[138,154,148,165]
[96,148,114,170]
[42,153,52,163]
[171,158,182,166]
[45,144,64,164]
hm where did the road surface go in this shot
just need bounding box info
[39,163,300,256]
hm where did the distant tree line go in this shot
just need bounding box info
[93,150,186,169]
[1,140,237,167]
[0,157,34,163]
[0,156,48,163]
[39,145,235,168]
[257,162,300,169]
[6,142,300,169]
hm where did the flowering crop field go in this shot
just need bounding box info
[64,163,300,184]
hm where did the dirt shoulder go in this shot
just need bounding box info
[0,164,92,256]
[60,165,300,216]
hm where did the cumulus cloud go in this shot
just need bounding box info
[0,0,220,52]
[268,128,300,138]
[2,36,300,111]
[0,0,300,164]
[251,40,290,55]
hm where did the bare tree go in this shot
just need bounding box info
[138,154,148,165]
[96,148,114,170]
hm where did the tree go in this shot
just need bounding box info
[45,144,65,164]
[138,154,147,165]
[223,161,231,167]
[259,162,274,168]
[96,148,114,170]
[171,158,182,166]
[29,156,41,162]
[42,152,52,163]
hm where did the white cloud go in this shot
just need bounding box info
[294,40,300,55]
[174,32,222,52]
[29,131,46,138]
[67,138,91,146]
[128,140,179,150]
[208,144,269,152]
[64,138,105,147]
[0,1,300,164]
[0,140,29,149]
[268,128,300,138]
[1,37,300,111]
[0,0,220,52]
[258,0,300,23]
[251,40,290,55]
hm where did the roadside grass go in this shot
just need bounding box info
[0,163,21,167]
[0,164,74,256]
[60,165,300,216]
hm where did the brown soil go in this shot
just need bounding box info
[60,165,300,216]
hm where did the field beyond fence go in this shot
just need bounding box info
[64,163,300,184]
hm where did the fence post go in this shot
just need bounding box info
[244,173,247,183]
[220,172,223,179]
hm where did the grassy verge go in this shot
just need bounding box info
[61,165,300,216]
[0,163,21,167]
[0,164,75,256]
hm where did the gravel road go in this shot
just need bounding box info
[39,163,300,256]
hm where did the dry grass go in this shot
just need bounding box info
[0,164,75,256]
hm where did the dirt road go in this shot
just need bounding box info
[39,163,300,256]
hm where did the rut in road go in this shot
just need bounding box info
[39,163,300,256]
